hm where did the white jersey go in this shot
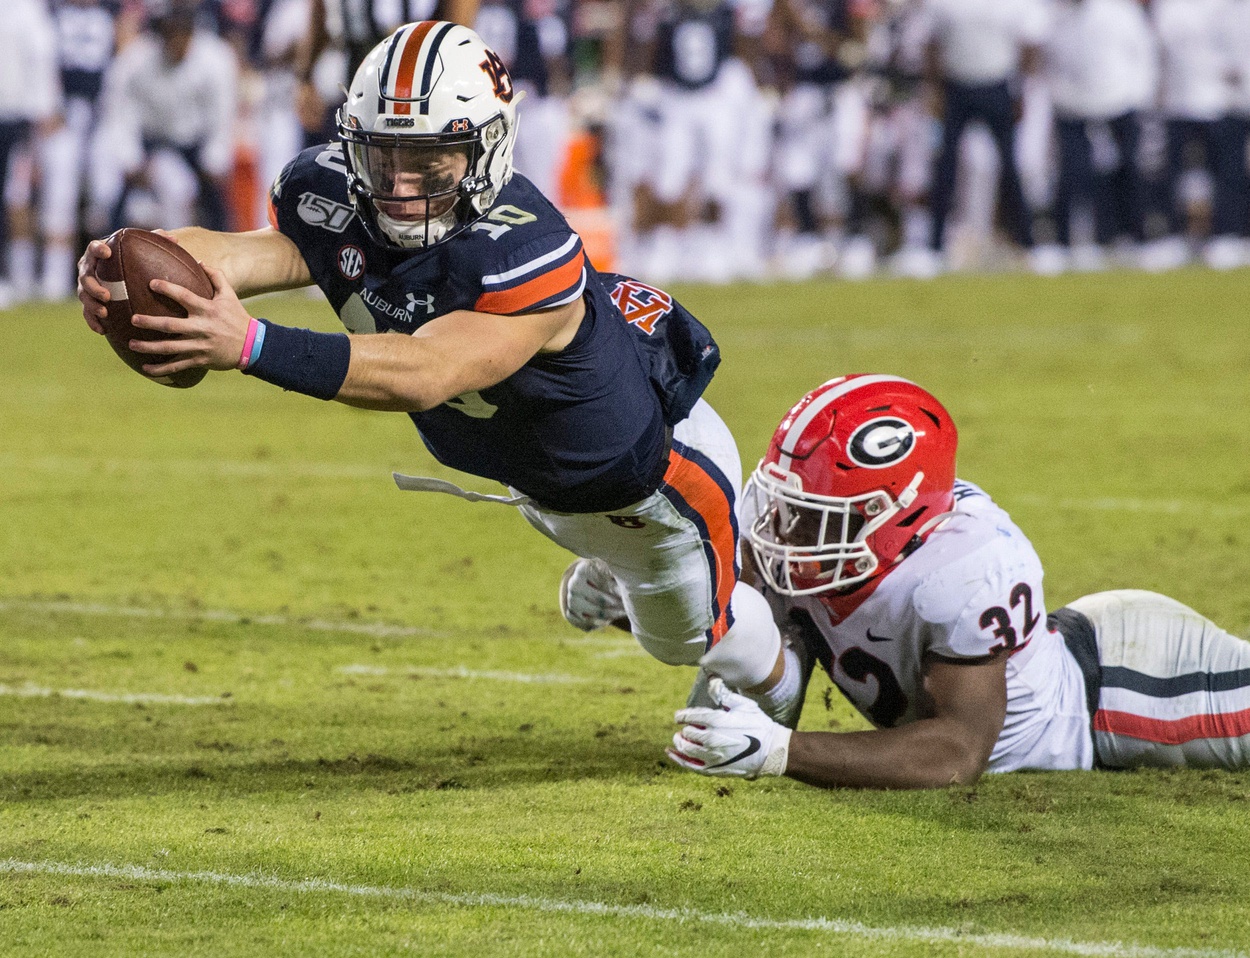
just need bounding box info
[921,0,1052,86]
[0,0,61,122]
[98,29,238,176]
[1152,0,1232,121]
[1220,0,1250,116]
[1045,0,1157,120]
[757,480,1095,772]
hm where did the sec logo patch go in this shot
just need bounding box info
[847,417,915,468]
[338,245,365,280]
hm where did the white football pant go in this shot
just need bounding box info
[520,399,782,689]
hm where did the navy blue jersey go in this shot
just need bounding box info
[53,0,120,101]
[268,143,711,513]
[653,1,736,90]
[792,0,852,87]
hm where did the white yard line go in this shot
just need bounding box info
[0,683,227,706]
[0,859,1240,958]
[0,599,447,639]
[338,664,592,684]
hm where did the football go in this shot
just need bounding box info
[94,228,213,389]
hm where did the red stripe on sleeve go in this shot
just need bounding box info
[1094,706,1250,745]
[662,450,738,644]
[474,250,585,315]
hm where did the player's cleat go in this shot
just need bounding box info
[558,557,627,631]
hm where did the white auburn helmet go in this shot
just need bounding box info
[745,374,958,596]
[337,21,519,249]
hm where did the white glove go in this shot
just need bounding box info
[667,678,792,779]
[558,557,626,631]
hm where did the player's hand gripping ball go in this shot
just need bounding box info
[94,228,213,388]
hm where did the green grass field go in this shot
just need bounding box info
[3,267,1250,957]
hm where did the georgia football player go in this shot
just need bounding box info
[569,374,1250,786]
[77,21,807,727]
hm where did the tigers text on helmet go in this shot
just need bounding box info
[337,20,519,250]
[745,374,958,596]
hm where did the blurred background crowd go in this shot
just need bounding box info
[2,0,1249,306]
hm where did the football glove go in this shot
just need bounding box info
[667,678,792,779]
[558,557,626,631]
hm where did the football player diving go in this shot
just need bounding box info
[76,22,808,728]
[566,374,1250,787]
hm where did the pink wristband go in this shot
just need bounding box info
[239,318,260,369]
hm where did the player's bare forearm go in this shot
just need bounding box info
[169,227,312,297]
[334,300,584,411]
[785,653,1008,789]
[785,719,993,790]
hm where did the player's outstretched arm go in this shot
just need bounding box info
[333,300,585,412]
[78,227,311,334]
[167,227,313,297]
[102,262,582,400]
[785,654,1008,789]
[670,654,1008,789]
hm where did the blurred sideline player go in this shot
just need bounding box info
[95,0,239,231]
[1147,0,1238,272]
[1039,0,1156,274]
[1219,0,1250,263]
[769,0,874,280]
[634,0,761,284]
[854,0,935,277]
[650,375,1250,786]
[40,0,123,300]
[473,0,574,202]
[77,22,807,726]
[0,0,61,308]
[921,0,1049,272]
[252,0,313,234]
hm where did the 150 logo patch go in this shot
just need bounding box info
[298,192,355,233]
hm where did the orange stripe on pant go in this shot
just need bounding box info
[661,447,738,646]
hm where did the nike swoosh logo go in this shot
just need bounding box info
[708,736,761,769]
[866,629,893,643]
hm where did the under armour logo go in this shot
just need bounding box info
[407,292,435,316]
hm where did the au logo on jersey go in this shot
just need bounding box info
[847,417,915,468]
[610,279,673,336]
[337,245,365,280]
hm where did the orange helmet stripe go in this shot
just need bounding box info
[391,20,439,115]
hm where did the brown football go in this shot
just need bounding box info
[94,228,213,389]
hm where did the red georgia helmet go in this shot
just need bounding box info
[745,374,958,595]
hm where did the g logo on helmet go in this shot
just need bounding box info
[847,417,916,468]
